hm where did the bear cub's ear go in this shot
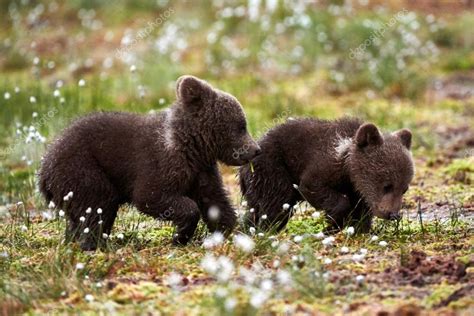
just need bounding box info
[176,75,214,108]
[355,123,384,148]
[393,129,412,149]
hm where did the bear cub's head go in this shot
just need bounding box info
[176,75,261,166]
[347,123,414,220]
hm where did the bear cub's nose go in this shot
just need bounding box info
[253,146,262,156]
[241,144,262,161]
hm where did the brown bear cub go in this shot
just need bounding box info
[39,75,261,250]
[239,117,414,233]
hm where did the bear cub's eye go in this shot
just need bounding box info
[383,184,394,194]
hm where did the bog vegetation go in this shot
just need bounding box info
[0,1,472,315]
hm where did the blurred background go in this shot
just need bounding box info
[0,0,473,208]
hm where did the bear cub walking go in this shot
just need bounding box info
[239,117,414,232]
[39,75,261,250]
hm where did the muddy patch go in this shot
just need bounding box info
[434,124,474,159]
[380,250,471,287]
[405,201,474,223]
[427,73,474,102]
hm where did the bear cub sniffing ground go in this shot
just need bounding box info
[239,117,414,233]
[39,75,261,250]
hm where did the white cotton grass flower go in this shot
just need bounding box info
[322,236,335,246]
[241,200,248,207]
[29,96,36,103]
[340,246,350,254]
[53,89,60,98]
[233,234,255,253]
[345,226,355,236]
[311,211,321,219]
[215,287,227,298]
[203,231,224,249]
[4,92,11,100]
[48,201,56,209]
[201,253,218,274]
[249,226,256,235]
[165,272,183,289]
[261,214,268,220]
[277,242,290,254]
[97,208,103,214]
[292,184,299,189]
[117,233,124,240]
[58,210,65,217]
[207,206,220,221]
[79,216,86,222]
[293,235,303,243]
[276,269,292,286]
[98,220,103,225]
[260,279,273,291]
[130,65,137,73]
[323,258,332,265]
[32,112,38,118]
[216,256,234,282]
[21,225,28,232]
[78,79,86,87]
[239,267,257,285]
[41,211,54,221]
[76,263,85,270]
[379,240,388,247]
[356,275,365,283]
[224,297,237,311]
[250,290,268,308]
[85,207,92,214]
[83,228,90,234]
[14,87,20,93]
[102,233,108,239]
[314,232,325,239]
[249,208,255,213]
[360,248,368,255]
[282,203,290,210]
[371,235,379,242]
[257,232,264,237]
[352,253,366,262]
[84,294,94,302]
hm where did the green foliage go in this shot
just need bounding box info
[0,1,473,314]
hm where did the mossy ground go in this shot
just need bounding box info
[0,1,473,315]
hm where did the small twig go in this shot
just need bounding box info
[417,200,425,237]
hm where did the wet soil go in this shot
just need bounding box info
[382,250,471,287]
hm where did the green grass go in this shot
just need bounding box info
[0,0,473,314]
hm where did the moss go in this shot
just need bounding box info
[443,158,474,184]
[423,283,460,308]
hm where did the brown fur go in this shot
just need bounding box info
[39,75,260,250]
[239,117,414,232]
